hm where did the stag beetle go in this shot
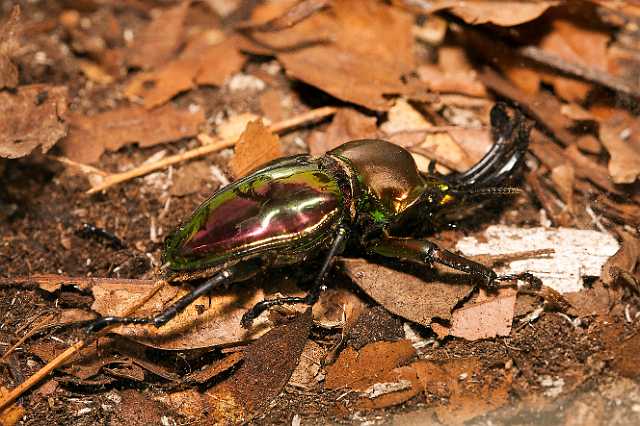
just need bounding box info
[89,103,539,333]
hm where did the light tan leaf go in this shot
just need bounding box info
[230,120,282,178]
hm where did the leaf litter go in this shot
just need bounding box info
[2,0,640,424]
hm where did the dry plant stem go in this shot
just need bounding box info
[0,279,168,412]
[48,156,108,176]
[1,314,56,362]
[519,45,639,97]
[86,106,337,194]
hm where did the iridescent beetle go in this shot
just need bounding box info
[89,104,539,332]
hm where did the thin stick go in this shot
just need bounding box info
[48,156,109,176]
[0,279,167,412]
[519,45,639,98]
[86,106,337,195]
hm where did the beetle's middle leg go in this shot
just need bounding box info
[370,236,541,288]
[240,227,348,328]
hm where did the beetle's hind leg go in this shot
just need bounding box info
[370,236,541,289]
[87,260,261,333]
[241,227,348,328]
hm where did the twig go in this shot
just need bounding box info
[519,45,640,98]
[48,156,108,177]
[86,106,337,195]
[0,279,167,412]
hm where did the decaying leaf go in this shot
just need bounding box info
[0,5,21,89]
[446,288,517,340]
[126,33,245,108]
[601,231,640,287]
[380,98,432,135]
[230,120,283,178]
[340,258,474,326]
[598,116,640,184]
[456,225,620,293]
[0,85,68,159]
[417,64,487,97]
[182,352,244,385]
[126,1,191,69]
[91,279,270,349]
[288,340,325,390]
[308,108,378,155]
[411,357,512,425]
[59,104,205,163]
[248,0,414,111]
[159,310,312,423]
[0,387,24,426]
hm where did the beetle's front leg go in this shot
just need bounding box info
[370,236,541,289]
[241,227,349,328]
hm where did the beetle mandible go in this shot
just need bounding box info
[89,103,539,332]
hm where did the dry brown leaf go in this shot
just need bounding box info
[417,64,487,98]
[411,357,512,425]
[249,0,414,111]
[450,1,557,26]
[239,0,329,32]
[126,1,191,69]
[230,120,282,178]
[550,163,575,210]
[325,340,416,390]
[447,288,517,340]
[91,279,271,350]
[0,387,24,426]
[380,98,432,135]
[288,340,325,390]
[340,258,474,326]
[159,311,312,423]
[0,5,20,89]
[601,231,640,287]
[388,127,484,173]
[307,108,378,155]
[613,333,640,379]
[182,352,244,384]
[0,85,68,159]
[598,116,640,184]
[565,281,618,319]
[126,33,245,108]
[60,104,205,164]
[312,286,366,329]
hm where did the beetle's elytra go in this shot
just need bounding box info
[89,103,540,333]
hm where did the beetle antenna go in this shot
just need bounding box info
[458,186,523,197]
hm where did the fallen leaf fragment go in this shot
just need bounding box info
[456,226,620,293]
[411,357,512,425]
[126,1,191,69]
[60,104,205,163]
[0,387,23,426]
[160,310,312,423]
[183,352,244,385]
[0,85,68,159]
[340,258,474,326]
[91,279,270,349]
[325,340,416,390]
[613,333,640,379]
[126,33,245,108]
[447,288,517,340]
[239,0,329,32]
[599,118,640,184]
[249,0,414,111]
[0,5,21,89]
[230,120,282,178]
[288,340,324,390]
[307,108,378,155]
[450,1,557,26]
[380,98,432,135]
[417,64,486,97]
